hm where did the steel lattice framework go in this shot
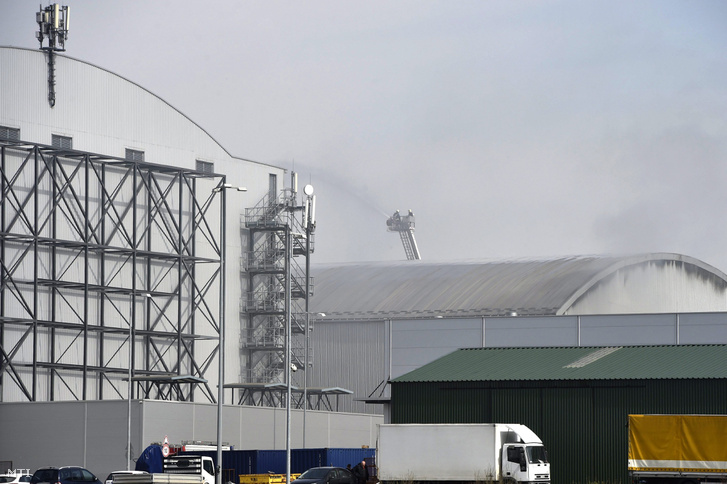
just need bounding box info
[239,175,315,407]
[0,139,225,403]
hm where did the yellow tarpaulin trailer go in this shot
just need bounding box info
[628,414,727,481]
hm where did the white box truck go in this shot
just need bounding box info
[376,424,550,484]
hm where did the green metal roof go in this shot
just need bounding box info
[391,345,727,382]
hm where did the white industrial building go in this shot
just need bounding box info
[4,43,727,482]
[0,45,380,478]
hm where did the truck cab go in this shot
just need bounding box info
[502,443,550,484]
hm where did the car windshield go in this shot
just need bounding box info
[299,469,329,479]
[527,445,548,464]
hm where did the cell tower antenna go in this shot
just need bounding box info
[386,209,421,260]
[36,3,70,107]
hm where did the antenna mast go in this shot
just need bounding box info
[36,3,70,107]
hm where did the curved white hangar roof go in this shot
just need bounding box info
[0,46,277,170]
[310,253,727,319]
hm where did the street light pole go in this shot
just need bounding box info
[285,224,292,484]
[302,185,316,449]
[302,312,324,448]
[126,315,132,471]
[216,184,226,484]
[213,182,246,484]
[303,205,310,448]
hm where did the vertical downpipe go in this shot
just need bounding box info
[675,313,680,345]
[482,316,486,347]
[177,173,184,394]
[84,402,88,466]
[128,166,138,470]
[577,315,581,346]
[32,147,39,401]
[50,153,58,399]
[82,154,89,400]
[387,319,392,381]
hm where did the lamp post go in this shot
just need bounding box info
[126,312,132,471]
[302,312,324,447]
[127,292,152,470]
[212,182,246,484]
[285,224,292,484]
[285,180,316,483]
[301,184,317,448]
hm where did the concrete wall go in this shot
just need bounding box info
[0,400,382,482]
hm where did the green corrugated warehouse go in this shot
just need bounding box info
[389,345,727,484]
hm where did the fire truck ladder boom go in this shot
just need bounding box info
[386,210,420,260]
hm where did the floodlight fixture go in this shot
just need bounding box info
[213,183,247,193]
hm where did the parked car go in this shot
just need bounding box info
[104,471,149,484]
[31,467,102,484]
[292,467,353,484]
[0,473,32,484]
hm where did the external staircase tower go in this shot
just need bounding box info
[241,173,315,399]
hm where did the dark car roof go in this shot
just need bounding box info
[32,467,99,482]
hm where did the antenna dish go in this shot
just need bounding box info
[304,184,314,196]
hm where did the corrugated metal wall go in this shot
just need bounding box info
[391,379,727,484]
[311,320,387,413]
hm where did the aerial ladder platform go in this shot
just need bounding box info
[386,210,420,260]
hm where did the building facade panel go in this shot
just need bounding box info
[311,320,386,413]
[579,314,677,346]
[484,316,578,347]
[678,312,727,344]
[391,318,482,379]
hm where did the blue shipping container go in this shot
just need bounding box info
[180,448,375,476]
[292,449,376,472]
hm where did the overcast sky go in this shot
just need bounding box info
[2,1,727,270]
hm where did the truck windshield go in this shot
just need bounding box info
[526,445,548,464]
